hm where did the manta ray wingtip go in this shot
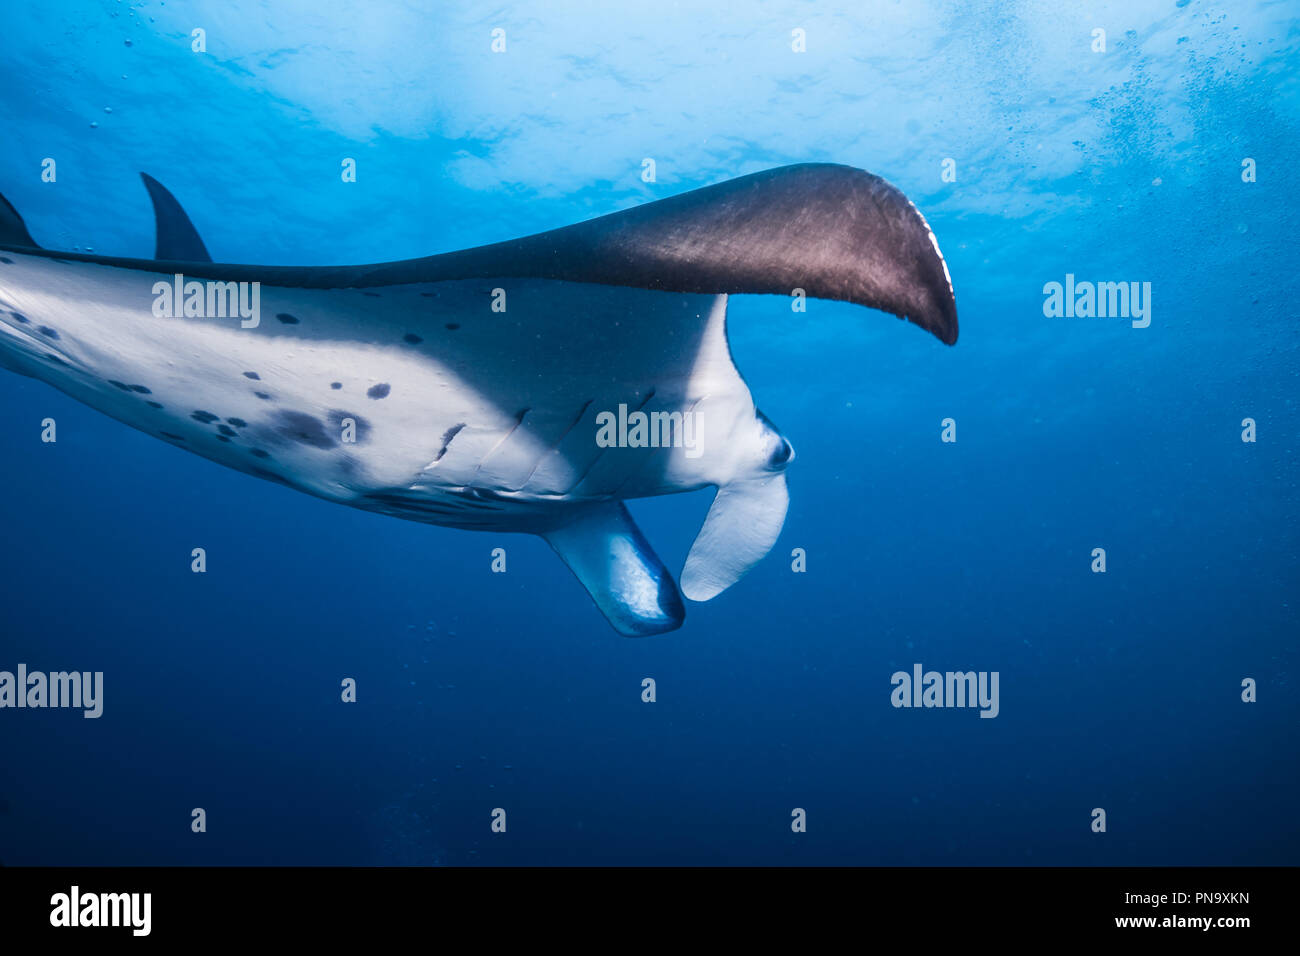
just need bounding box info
[929,302,959,346]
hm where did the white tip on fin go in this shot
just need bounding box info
[681,473,789,602]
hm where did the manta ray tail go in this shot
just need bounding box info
[140,172,212,262]
[0,192,41,249]
[543,502,685,636]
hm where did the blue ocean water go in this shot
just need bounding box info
[0,0,1296,866]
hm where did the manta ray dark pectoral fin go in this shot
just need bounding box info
[407,163,958,345]
[543,501,685,636]
[0,192,41,249]
[681,473,790,602]
[140,173,212,263]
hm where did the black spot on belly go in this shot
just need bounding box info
[254,391,272,400]
[367,383,391,399]
[445,323,461,330]
[10,311,28,323]
[274,410,336,449]
[226,417,247,428]
[217,424,237,437]
[37,326,59,339]
[243,371,260,380]
[160,431,186,441]
[216,434,232,443]
[146,401,164,409]
[435,423,465,461]
[250,448,270,459]
[108,380,133,391]
[0,257,12,264]
[327,409,371,443]
[403,333,423,344]
[330,382,342,390]
[363,292,381,298]
[191,410,219,424]
[275,312,299,324]
[129,384,151,394]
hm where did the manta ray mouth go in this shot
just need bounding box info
[770,436,795,469]
[756,409,795,471]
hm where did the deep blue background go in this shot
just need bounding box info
[0,0,1296,864]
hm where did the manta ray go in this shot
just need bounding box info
[0,164,956,635]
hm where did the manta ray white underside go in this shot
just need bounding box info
[0,165,956,635]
